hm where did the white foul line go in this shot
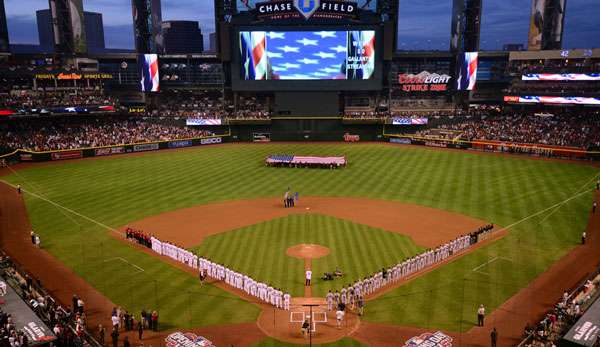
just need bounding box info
[472,257,499,272]
[1,180,120,235]
[538,172,600,225]
[0,181,144,272]
[498,189,594,233]
[104,257,145,272]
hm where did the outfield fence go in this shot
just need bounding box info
[0,133,230,164]
[384,131,600,161]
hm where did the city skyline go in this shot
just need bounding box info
[4,0,600,51]
[5,0,215,50]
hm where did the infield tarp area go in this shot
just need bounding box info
[561,297,600,347]
[0,281,56,346]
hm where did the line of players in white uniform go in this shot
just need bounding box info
[149,236,292,310]
[325,234,473,310]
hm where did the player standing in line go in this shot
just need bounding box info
[305,269,312,286]
[326,290,334,311]
[283,292,291,310]
[357,295,364,316]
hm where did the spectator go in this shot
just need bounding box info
[110,327,119,347]
[98,324,105,346]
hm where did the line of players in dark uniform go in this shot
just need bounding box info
[125,228,152,248]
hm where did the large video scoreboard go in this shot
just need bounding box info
[229,0,384,91]
[232,27,381,91]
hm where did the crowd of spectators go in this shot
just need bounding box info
[233,96,270,119]
[418,112,600,149]
[151,91,227,118]
[0,118,215,152]
[145,92,270,119]
[0,308,31,347]
[521,271,600,347]
[0,90,117,112]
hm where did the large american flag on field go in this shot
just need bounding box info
[266,155,346,165]
[240,30,375,80]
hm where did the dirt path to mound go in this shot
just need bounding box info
[125,196,487,249]
[286,244,330,298]
[0,182,267,347]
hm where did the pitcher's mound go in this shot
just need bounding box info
[286,244,330,259]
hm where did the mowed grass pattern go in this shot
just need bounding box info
[193,214,423,297]
[2,143,598,332]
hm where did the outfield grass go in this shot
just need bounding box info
[193,214,423,297]
[2,143,598,332]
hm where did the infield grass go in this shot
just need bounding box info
[193,214,424,297]
[2,143,598,332]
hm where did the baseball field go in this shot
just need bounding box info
[1,142,598,346]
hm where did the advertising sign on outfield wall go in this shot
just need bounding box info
[95,147,126,156]
[133,143,160,152]
[200,137,222,145]
[390,138,412,145]
[51,150,83,160]
[168,140,193,149]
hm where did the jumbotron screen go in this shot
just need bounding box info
[239,30,375,81]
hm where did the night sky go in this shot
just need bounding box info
[4,0,600,50]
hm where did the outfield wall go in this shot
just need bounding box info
[386,134,600,160]
[0,135,229,164]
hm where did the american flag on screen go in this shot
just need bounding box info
[240,31,375,80]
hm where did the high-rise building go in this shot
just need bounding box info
[47,0,87,54]
[37,9,105,53]
[528,0,566,50]
[209,32,217,53]
[131,0,162,53]
[0,0,9,52]
[85,12,105,53]
[450,0,482,53]
[36,10,54,51]
[162,21,203,54]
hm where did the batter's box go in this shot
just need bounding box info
[312,311,327,323]
[290,311,327,332]
[290,311,307,323]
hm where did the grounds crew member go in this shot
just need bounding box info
[477,304,485,326]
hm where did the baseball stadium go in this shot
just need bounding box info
[0,1,599,347]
